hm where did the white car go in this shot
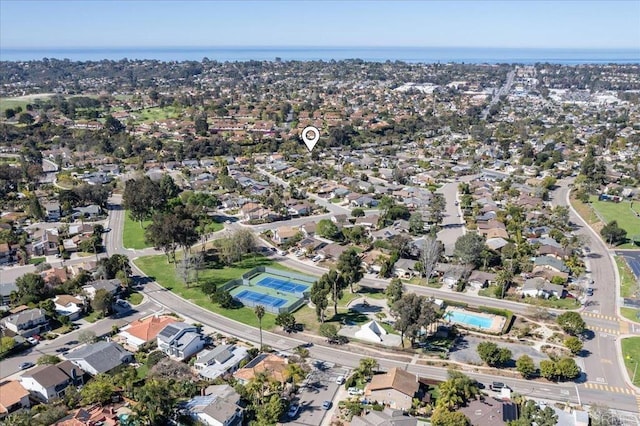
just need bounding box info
[348,387,364,396]
[336,375,345,384]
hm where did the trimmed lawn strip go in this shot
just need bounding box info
[123,211,151,249]
[133,254,298,330]
[621,307,640,323]
[616,256,639,299]
[570,197,599,226]
[621,337,640,387]
[126,291,144,306]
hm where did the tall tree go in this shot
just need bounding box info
[556,312,586,335]
[420,235,442,281]
[337,248,363,293]
[309,279,329,322]
[318,269,346,315]
[454,233,486,267]
[254,305,266,350]
[91,288,114,316]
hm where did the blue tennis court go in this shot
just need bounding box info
[235,289,287,308]
[256,276,309,295]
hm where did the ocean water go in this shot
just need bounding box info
[1,46,638,64]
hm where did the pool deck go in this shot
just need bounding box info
[444,306,506,334]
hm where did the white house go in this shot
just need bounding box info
[20,361,84,402]
[355,320,388,343]
[157,322,207,361]
[182,392,243,426]
[2,308,48,337]
[194,344,249,380]
[81,279,120,300]
[521,277,564,299]
[53,295,84,321]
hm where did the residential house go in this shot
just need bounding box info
[288,203,312,216]
[0,380,30,419]
[53,295,84,321]
[467,270,496,290]
[521,277,564,299]
[299,222,317,237]
[233,353,288,385]
[393,258,418,278]
[355,215,380,230]
[66,341,133,375]
[182,386,244,426]
[44,267,69,286]
[194,344,249,380]
[331,214,349,227]
[364,368,419,410]
[81,279,120,300]
[361,249,387,274]
[0,282,17,307]
[31,229,60,256]
[273,226,299,245]
[532,256,570,281]
[71,205,102,220]
[20,360,85,402]
[318,243,349,260]
[55,405,120,426]
[0,243,14,265]
[459,397,518,426]
[157,322,207,361]
[2,308,48,337]
[117,315,178,351]
[350,408,417,426]
[44,202,61,222]
[351,196,378,208]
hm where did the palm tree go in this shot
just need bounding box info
[254,305,266,350]
[437,380,464,409]
[285,363,306,391]
[358,357,379,379]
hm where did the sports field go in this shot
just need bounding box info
[590,196,640,245]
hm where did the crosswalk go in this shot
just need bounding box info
[583,383,635,394]
[589,326,620,335]
[582,312,618,321]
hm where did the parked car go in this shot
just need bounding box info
[336,375,345,385]
[27,337,38,345]
[287,403,300,418]
[586,288,594,296]
[56,346,70,353]
[491,382,509,391]
[348,387,364,396]
[321,400,332,410]
[19,362,34,370]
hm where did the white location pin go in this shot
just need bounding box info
[301,126,320,152]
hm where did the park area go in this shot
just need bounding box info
[134,253,296,329]
[587,196,640,248]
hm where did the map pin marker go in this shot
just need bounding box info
[301,126,320,152]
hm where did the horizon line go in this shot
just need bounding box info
[2,45,639,51]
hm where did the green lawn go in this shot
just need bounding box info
[29,257,46,265]
[621,307,640,323]
[616,256,639,299]
[621,337,640,386]
[123,211,151,249]
[131,106,182,123]
[134,254,284,330]
[126,291,144,306]
[84,311,104,323]
[590,196,640,247]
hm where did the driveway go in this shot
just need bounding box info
[287,361,349,426]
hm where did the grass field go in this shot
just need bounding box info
[589,196,640,247]
[123,211,151,249]
[621,307,640,323]
[621,337,640,386]
[131,106,182,123]
[616,256,638,298]
[134,254,286,330]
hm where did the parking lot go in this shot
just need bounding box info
[286,360,349,426]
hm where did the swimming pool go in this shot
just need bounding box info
[447,310,493,329]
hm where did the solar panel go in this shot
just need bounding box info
[159,324,179,338]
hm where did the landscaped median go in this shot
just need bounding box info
[615,256,640,323]
[622,337,640,387]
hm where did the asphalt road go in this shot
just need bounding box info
[550,179,638,406]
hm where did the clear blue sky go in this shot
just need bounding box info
[1,0,639,49]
